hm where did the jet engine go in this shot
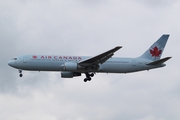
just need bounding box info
[62,62,84,71]
[61,71,81,78]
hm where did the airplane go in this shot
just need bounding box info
[8,34,171,82]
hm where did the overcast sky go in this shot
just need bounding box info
[0,0,180,120]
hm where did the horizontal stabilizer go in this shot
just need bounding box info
[146,57,172,65]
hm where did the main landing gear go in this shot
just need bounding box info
[84,72,94,82]
[19,69,23,77]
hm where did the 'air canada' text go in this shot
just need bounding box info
[32,56,82,60]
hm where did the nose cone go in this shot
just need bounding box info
[8,60,15,67]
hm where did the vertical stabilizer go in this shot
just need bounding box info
[139,34,169,61]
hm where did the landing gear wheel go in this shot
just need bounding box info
[84,77,91,82]
[19,74,23,77]
[18,69,23,77]
[84,78,88,82]
[84,72,95,82]
[88,77,91,81]
[90,73,94,77]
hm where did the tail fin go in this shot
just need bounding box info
[139,34,170,61]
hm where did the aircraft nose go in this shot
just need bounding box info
[8,60,15,67]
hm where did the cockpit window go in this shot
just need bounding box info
[12,58,17,60]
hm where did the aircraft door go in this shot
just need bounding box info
[132,60,136,66]
[23,57,27,63]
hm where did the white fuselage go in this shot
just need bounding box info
[8,55,165,73]
[7,35,170,81]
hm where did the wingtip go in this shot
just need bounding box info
[167,56,172,59]
[116,46,122,49]
[163,34,170,36]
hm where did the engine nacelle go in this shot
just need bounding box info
[61,71,81,78]
[62,62,84,71]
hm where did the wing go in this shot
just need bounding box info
[78,46,122,67]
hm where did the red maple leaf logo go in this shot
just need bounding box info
[150,46,162,57]
[32,56,37,59]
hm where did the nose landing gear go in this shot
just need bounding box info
[84,72,94,82]
[19,69,23,77]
